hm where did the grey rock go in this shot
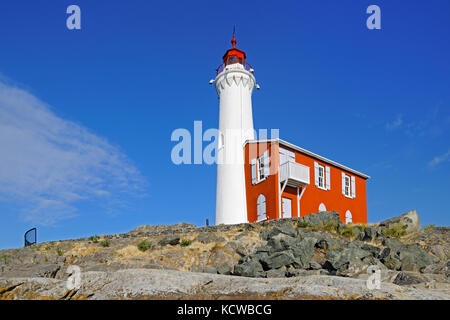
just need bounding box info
[266,269,286,278]
[203,266,218,274]
[0,263,60,279]
[158,235,180,246]
[297,211,340,227]
[363,227,377,242]
[264,224,297,240]
[2,269,450,300]
[260,251,295,270]
[217,264,232,275]
[360,243,381,257]
[291,237,316,269]
[393,272,426,285]
[382,238,404,252]
[356,231,365,241]
[308,261,322,270]
[195,232,225,244]
[398,244,435,272]
[267,233,298,252]
[326,247,372,270]
[233,260,264,278]
[315,237,345,251]
[423,260,449,277]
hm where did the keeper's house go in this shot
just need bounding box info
[244,139,370,224]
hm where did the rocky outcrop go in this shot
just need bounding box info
[0,210,449,300]
[1,269,449,300]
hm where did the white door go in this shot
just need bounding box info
[282,197,292,218]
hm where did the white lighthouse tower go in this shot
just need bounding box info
[214,33,256,225]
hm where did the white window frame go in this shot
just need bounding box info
[345,210,353,224]
[344,174,351,198]
[257,155,265,182]
[252,151,269,184]
[317,164,326,190]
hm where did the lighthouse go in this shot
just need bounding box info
[214,33,256,225]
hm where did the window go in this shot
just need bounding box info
[318,203,327,212]
[257,155,265,181]
[345,210,352,224]
[314,162,330,190]
[251,150,270,184]
[257,194,266,221]
[344,175,350,196]
[342,173,356,198]
[318,165,325,188]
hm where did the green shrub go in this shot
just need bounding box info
[45,245,52,251]
[354,223,366,233]
[56,248,64,256]
[137,240,152,252]
[340,228,357,239]
[100,239,110,247]
[89,235,100,243]
[180,239,192,247]
[296,221,309,228]
[383,223,407,239]
[423,224,436,231]
[1,254,8,263]
[311,221,337,233]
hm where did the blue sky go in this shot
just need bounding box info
[0,0,449,249]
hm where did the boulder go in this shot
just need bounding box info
[217,264,232,275]
[290,237,316,269]
[298,211,340,226]
[393,272,426,285]
[260,251,295,270]
[261,224,297,240]
[382,238,404,251]
[380,249,402,271]
[315,237,345,251]
[325,247,372,270]
[398,244,435,272]
[363,227,377,242]
[379,210,421,234]
[266,233,297,252]
[195,232,225,244]
[158,235,180,246]
[233,260,264,278]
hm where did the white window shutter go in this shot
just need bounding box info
[351,176,356,198]
[263,150,270,178]
[325,166,331,190]
[251,159,257,184]
[341,172,345,195]
[314,162,319,186]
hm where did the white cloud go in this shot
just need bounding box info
[428,150,450,167]
[385,114,403,131]
[0,81,146,225]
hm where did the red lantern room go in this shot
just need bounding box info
[216,31,253,75]
[222,34,246,66]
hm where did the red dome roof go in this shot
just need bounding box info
[222,33,246,64]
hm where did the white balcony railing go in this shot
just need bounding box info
[279,161,310,187]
